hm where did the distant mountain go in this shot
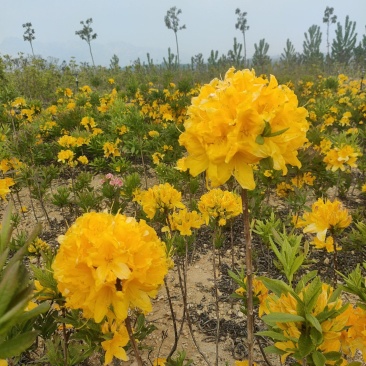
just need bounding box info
[0,37,169,67]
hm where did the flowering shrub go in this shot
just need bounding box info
[52,211,170,323]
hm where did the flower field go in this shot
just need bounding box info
[1,66,366,366]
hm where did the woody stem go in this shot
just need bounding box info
[242,188,254,366]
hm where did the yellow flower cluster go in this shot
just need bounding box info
[57,149,75,164]
[0,177,15,200]
[166,208,204,236]
[264,283,349,363]
[177,67,309,189]
[323,145,360,172]
[133,183,185,219]
[296,198,352,252]
[235,277,269,317]
[28,237,50,255]
[103,139,121,158]
[198,188,242,226]
[100,319,129,364]
[52,212,169,323]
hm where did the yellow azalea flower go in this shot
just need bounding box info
[165,208,204,236]
[46,105,58,115]
[152,152,164,165]
[80,116,97,131]
[108,78,115,84]
[235,277,269,317]
[28,237,50,255]
[362,184,366,193]
[101,323,129,365]
[66,102,76,110]
[64,88,73,97]
[148,130,160,137]
[274,340,297,363]
[319,138,332,154]
[296,198,351,243]
[198,188,242,226]
[0,177,15,200]
[34,280,55,301]
[92,127,103,136]
[133,183,185,219]
[0,159,11,174]
[52,212,169,323]
[25,300,38,311]
[80,85,92,93]
[234,361,258,366]
[178,67,309,190]
[117,125,128,135]
[57,149,75,164]
[58,135,77,148]
[312,236,341,253]
[77,155,89,165]
[103,139,121,158]
[323,144,361,172]
[153,358,167,366]
[11,97,26,107]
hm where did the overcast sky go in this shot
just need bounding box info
[0,0,365,67]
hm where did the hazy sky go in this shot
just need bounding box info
[0,0,365,67]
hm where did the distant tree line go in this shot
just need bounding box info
[11,6,366,76]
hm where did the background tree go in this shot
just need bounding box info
[75,18,97,67]
[353,27,366,70]
[303,25,324,65]
[323,6,337,58]
[280,39,298,67]
[109,54,120,70]
[252,38,271,72]
[164,6,186,65]
[22,22,35,57]
[227,37,243,68]
[235,8,249,67]
[331,15,357,65]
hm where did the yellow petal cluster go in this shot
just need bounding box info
[264,283,348,363]
[323,145,360,172]
[178,67,309,189]
[52,212,169,323]
[0,177,15,200]
[167,208,204,236]
[296,198,352,251]
[198,188,242,226]
[133,183,185,219]
[101,319,129,365]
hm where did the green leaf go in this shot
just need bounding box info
[295,270,318,293]
[258,276,295,298]
[0,261,21,316]
[263,345,287,356]
[312,350,326,366]
[298,333,314,358]
[0,203,14,254]
[346,362,362,366]
[310,327,323,346]
[0,330,39,358]
[324,351,342,361]
[262,312,305,326]
[303,277,322,312]
[256,330,288,341]
[255,135,265,145]
[306,313,322,333]
[268,127,289,137]
[17,301,50,324]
